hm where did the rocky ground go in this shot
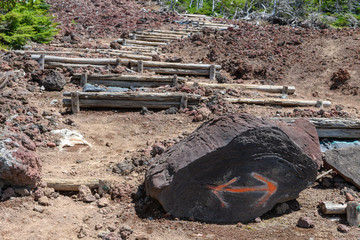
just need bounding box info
[0,0,360,239]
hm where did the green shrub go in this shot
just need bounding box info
[0,1,58,49]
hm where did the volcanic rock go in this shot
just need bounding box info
[324,146,360,189]
[145,113,318,223]
[31,70,66,91]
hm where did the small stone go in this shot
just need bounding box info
[78,185,96,202]
[337,224,350,233]
[78,225,88,239]
[297,217,314,228]
[236,222,243,228]
[33,205,44,213]
[38,196,50,206]
[33,188,44,201]
[102,232,121,240]
[43,187,55,198]
[345,193,355,202]
[1,187,15,201]
[275,202,290,215]
[107,224,117,232]
[95,224,102,230]
[47,142,56,148]
[254,217,262,223]
[97,197,110,208]
[119,225,133,240]
[14,187,30,197]
[94,193,100,199]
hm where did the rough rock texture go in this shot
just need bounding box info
[273,119,322,169]
[31,70,66,91]
[0,141,42,187]
[324,146,360,189]
[145,113,318,223]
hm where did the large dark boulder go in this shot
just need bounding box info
[31,69,66,91]
[324,146,360,189]
[145,114,318,223]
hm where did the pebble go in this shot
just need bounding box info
[47,142,56,148]
[337,224,350,233]
[254,217,262,223]
[97,197,110,208]
[297,217,314,228]
[346,193,355,201]
[275,202,290,215]
[33,205,44,213]
[38,196,50,206]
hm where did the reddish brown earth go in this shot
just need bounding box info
[1,1,360,239]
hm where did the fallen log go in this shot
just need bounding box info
[320,201,347,214]
[225,98,331,107]
[186,82,296,94]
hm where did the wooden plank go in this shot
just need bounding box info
[186,82,296,94]
[71,92,80,113]
[45,62,107,68]
[316,128,360,139]
[63,99,182,109]
[116,38,167,47]
[85,80,173,88]
[72,74,186,83]
[63,91,201,102]
[272,118,360,129]
[44,178,105,191]
[141,67,209,76]
[225,98,331,107]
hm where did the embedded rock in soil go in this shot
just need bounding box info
[31,69,66,91]
[324,146,360,189]
[0,141,41,187]
[145,113,318,223]
[330,68,351,89]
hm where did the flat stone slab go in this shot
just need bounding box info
[145,113,318,223]
[324,146,360,189]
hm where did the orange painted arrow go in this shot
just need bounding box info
[207,172,277,208]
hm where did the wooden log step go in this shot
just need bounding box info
[45,62,107,68]
[135,32,188,38]
[272,118,360,129]
[133,37,171,43]
[186,82,296,94]
[134,34,180,40]
[225,98,331,107]
[116,39,166,47]
[138,67,210,76]
[271,118,360,139]
[33,55,221,70]
[63,91,201,102]
[26,52,152,61]
[138,30,190,36]
[72,74,186,88]
[72,74,186,82]
[62,92,201,112]
[44,178,111,191]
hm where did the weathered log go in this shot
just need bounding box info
[72,74,186,83]
[347,201,360,226]
[116,38,166,47]
[44,178,104,191]
[82,80,173,88]
[145,113,318,223]
[320,201,347,214]
[63,99,182,109]
[71,92,80,113]
[186,82,296,94]
[45,62,107,68]
[271,118,360,139]
[134,36,174,42]
[16,51,152,61]
[135,32,187,38]
[140,67,210,76]
[225,98,331,107]
[63,91,201,102]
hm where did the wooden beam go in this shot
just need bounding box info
[186,82,296,94]
[72,74,187,83]
[71,92,80,113]
[225,98,331,107]
[116,38,166,47]
[44,178,108,191]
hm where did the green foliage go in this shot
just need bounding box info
[0,0,58,49]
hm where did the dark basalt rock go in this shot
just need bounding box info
[145,113,318,223]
